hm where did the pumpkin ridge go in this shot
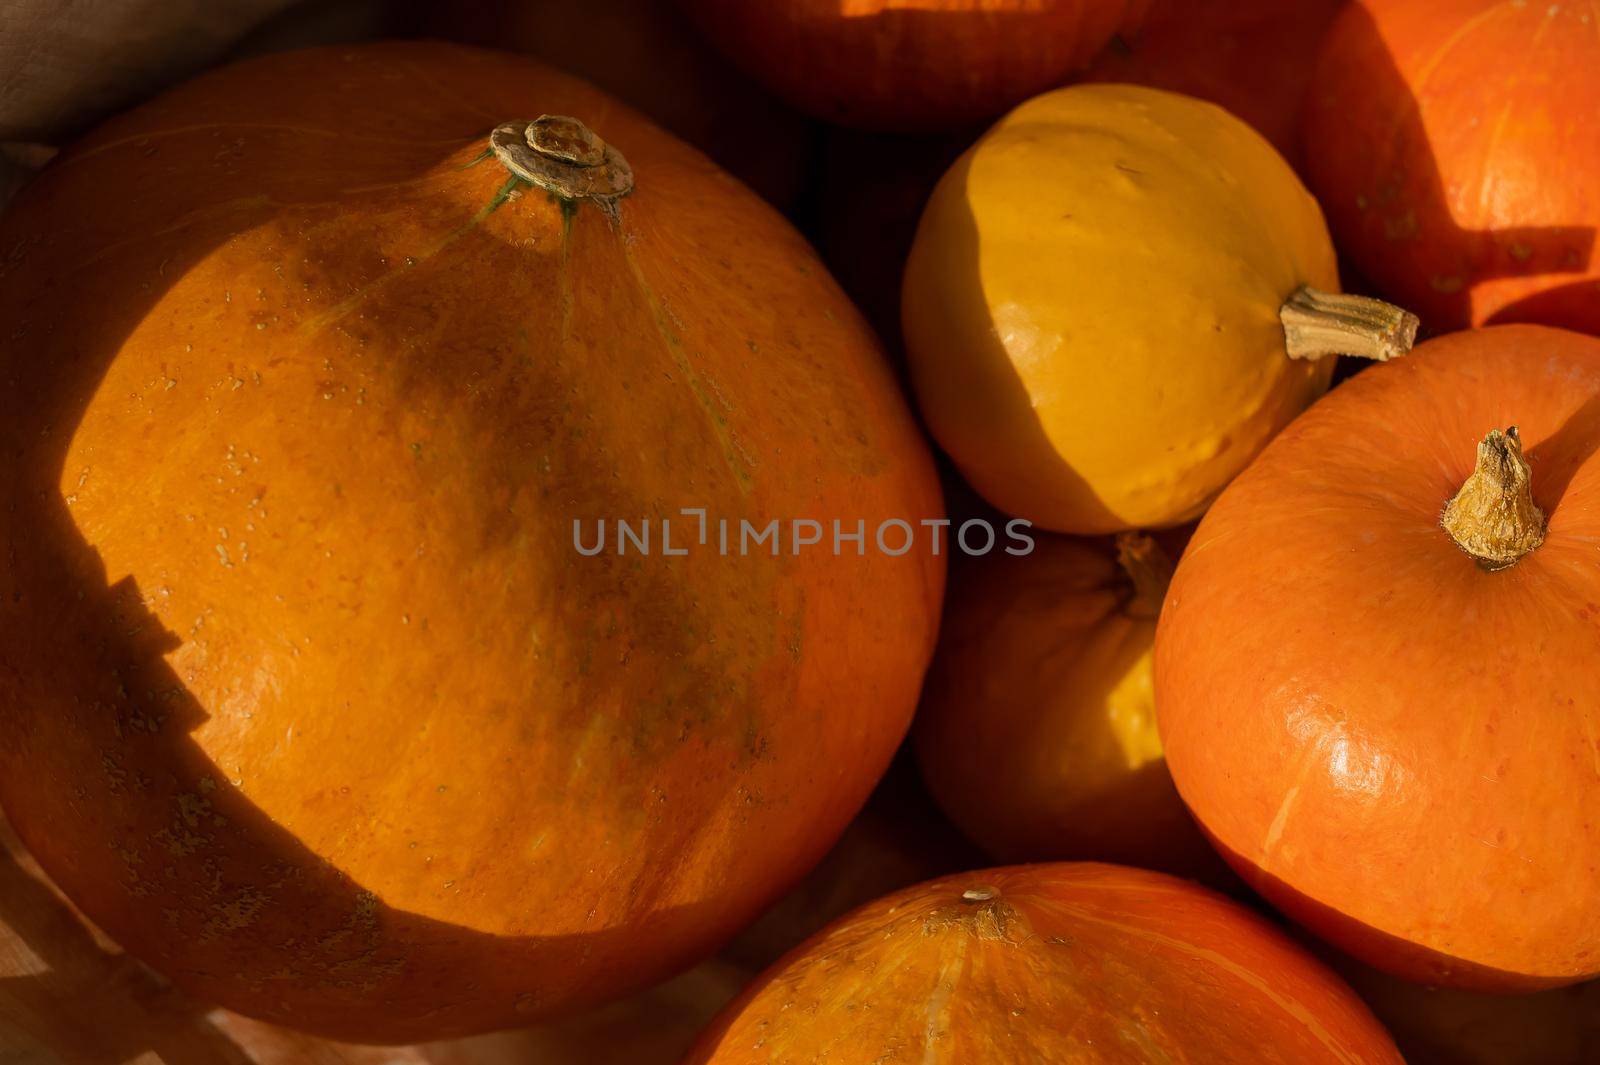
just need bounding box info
[619,236,756,495]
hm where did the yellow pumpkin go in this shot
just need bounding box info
[902,83,1416,533]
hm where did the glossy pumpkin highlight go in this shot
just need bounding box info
[1157,325,1600,990]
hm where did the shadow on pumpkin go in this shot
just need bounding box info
[911,538,1240,890]
[904,155,1122,531]
[1304,3,1596,338]
[0,817,248,1065]
[1528,390,1600,510]
[0,56,786,1047]
[1203,830,1576,995]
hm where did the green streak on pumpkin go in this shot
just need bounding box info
[621,241,755,495]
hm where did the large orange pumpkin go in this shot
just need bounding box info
[1082,0,1347,169]
[430,0,813,209]
[1157,325,1600,991]
[915,533,1224,880]
[678,0,1152,131]
[0,41,944,1041]
[1303,0,1600,333]
[685,863,1404,1063]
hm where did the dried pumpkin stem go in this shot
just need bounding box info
[1279,286,1419,362]
[489,116,633,208]
[1116,532,1174,619]
[1440,426,1546,570]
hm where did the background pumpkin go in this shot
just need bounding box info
[0,40,944,1041]
[902,82,1415,534]
[685,863,1404,1064]
[915,532,1227,880]
[1303,0,1600,334]
[677,0,1153,132]
[428,0,814,211]
[1156,324,1600,991]
[1081,0,1347,171]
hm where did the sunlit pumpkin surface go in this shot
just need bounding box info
[903,83,1340,533]
[1158,325,1600,990]
[1305,0,1600,334]
[0,42,943,1041]
[685,864,1404,1064]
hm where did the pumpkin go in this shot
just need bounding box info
[915,532,1225,879]
[1303,0,1600,334]
[678,0,1153,132]
[429,0,813,210]
[1156,324,1600,990]
[1081,0,1347,169]
[3,798,742,1065]
[0,41,944,1041]
[684,863,1404,1063]
[902,83,1417,534]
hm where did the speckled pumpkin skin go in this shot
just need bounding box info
[0,42,944,1041]
[684,864,1404,1064]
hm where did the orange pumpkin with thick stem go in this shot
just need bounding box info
[914,532,1225,880]
[678,0,1153,131]
[1303,0,1600,334]
[1157,324,1600,991]
[0,41,944,1042]
[684,863,1404,1063]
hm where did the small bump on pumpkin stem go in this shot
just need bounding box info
[1440,426,1547,570]
[1279,286,1419,362]
[489,116,633,209]
[1116,532,1174,619]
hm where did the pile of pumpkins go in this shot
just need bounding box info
[0,0,1597,1062]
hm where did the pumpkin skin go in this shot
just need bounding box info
[0,41,944,1041]
[684,863,1404,1064]
[1082,0,1347,170]
[1304,0,1600,334]
[902,84,1344,533]
[430,0,813,210]
[1156,325,1600,990]
[678,0,1152,132]
[914,534,1223,879]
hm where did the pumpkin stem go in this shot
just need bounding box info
[1440,426,1546,570]
[1279,286,1418,362]
[1116,532,1174,619]
[489,116,633,209]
